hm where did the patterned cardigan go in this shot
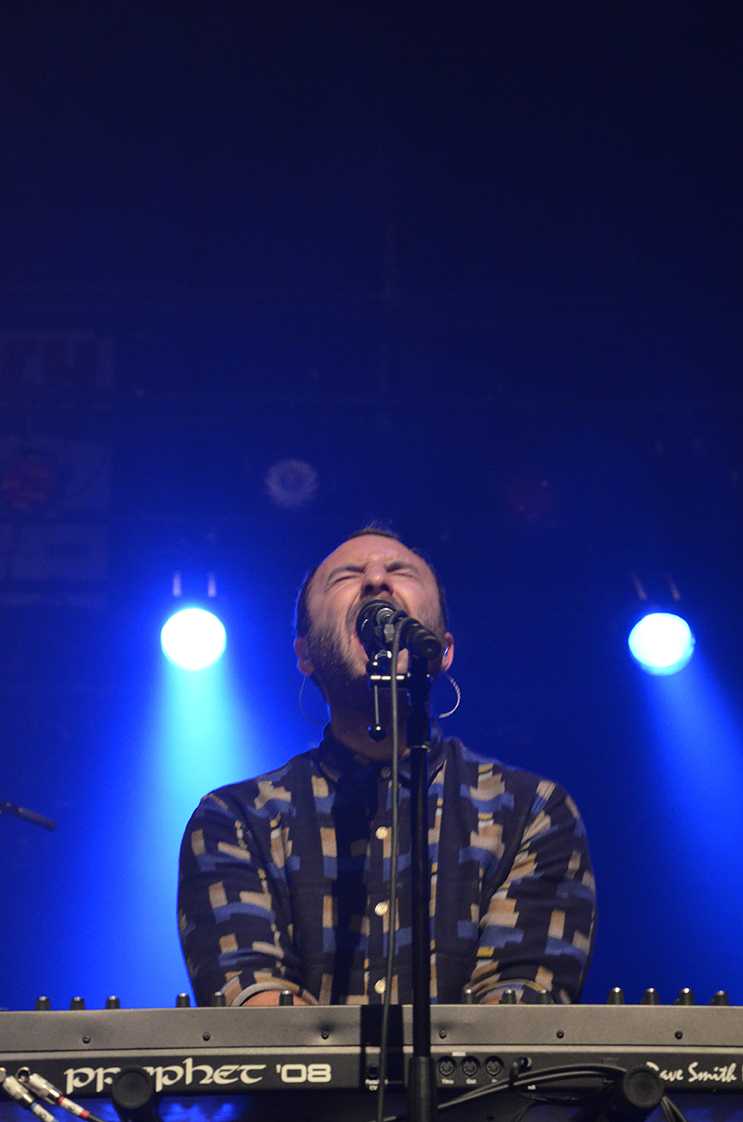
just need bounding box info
[178,733,596,1006]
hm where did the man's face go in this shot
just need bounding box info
[295,534,453,703]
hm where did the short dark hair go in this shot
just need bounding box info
[294,524,450,638]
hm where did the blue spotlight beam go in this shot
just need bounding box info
[161,606,227,671]
[628,611,695,676]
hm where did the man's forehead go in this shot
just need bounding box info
[315,535,432,582]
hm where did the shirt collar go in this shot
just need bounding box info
[316,725,447,789]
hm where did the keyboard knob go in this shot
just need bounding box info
[642,988,660,1005]
[462,986,475,1005]
[711,991,729,1006]
[533,989,550,1004]
[607,987,625,1005]
[501,989,517,1004]
[70,996,85,1010]
[105,996,121,1009]
[278,990,294,1006]
[675,988,694,1006]
[111,1067,155,1114]
[35,996,52,1011]
[211,991,226,1007]
[176,993,191,1007]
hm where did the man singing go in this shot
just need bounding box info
[178,528,596,1006]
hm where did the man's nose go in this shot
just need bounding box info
[361,564,393,597]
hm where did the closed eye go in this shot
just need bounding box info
[386,563,419,578]
[326,565,364,587]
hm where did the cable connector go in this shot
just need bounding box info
[19,1070,105,1122]
[508,1057,532,1085]
[0,1069,56,1122]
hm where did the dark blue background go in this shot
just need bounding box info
[1,3,742,1011]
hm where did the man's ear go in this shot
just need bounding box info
[441,632,455,673]
[294,636,314,677]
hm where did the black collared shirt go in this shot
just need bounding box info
[178,733,596,1005]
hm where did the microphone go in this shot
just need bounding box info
[0,802,56,831]
[355,600,443,661]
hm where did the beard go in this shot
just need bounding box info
[304,599,447,716]
[303,621,370,712]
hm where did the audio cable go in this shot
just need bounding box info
[17,1069,106,1122]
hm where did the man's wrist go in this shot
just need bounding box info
[242,990,311,1006]
[230,980,317,1007]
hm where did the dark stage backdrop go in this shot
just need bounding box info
[1,3,742,1011]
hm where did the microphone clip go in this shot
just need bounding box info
[366,649,410,741]
[357,600,442,743]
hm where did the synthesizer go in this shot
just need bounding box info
[1,996,742,1098]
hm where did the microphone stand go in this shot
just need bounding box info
[405,651,436,1122]
[366,649,436,1122]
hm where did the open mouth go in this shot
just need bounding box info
[351,597,401,628]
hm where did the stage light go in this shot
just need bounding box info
[628,611,695,676]
[160,606,227,671]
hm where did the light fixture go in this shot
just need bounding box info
[627,574,695,676]
[160,571,226,671]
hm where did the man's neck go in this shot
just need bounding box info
[328,708,408,762]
